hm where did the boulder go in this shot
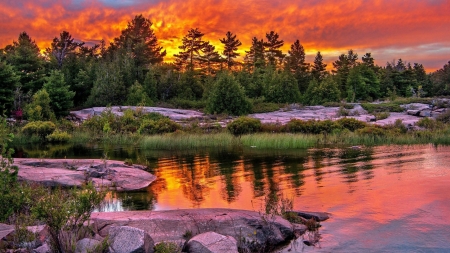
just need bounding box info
[32,243,50,253]
[109,226,154,253]
[92,208,294,252]
[419,109,432,117]
[185,232,238,253]
[75,238,101,253]
[407,110,420,116]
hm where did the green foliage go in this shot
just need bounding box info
[167,98,206,110]
[126,81,153,106]
[138,118,181,135]
[22,121,56,138]
[32,183,105,253]
[374,112,390,120]
[356,126,387,137]
[227,116,262,136]
[0,60,20,115]
[250,98,281,113]
[43,70,75,118]
[25,89,56,121]
[323,102,354,109]
[154,242,182,253]
[335,118,367,131]
[416,117,444,130]
[304,76,340,105]
[46,130,72,143]
[206,72,252,116]
[346,64,380,102]
[263,70,300,103]
[361,103,404,113]
[284,119,339,134]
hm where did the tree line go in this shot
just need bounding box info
[1,14,449,117]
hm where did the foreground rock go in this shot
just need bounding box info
[109,226,154,253]
[14,158,156,191]
[293,211,330,222]
[185,232,238,253]
[91,208,298,252]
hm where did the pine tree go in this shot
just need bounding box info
[244,37,265,70]
[174,28,205,71]
[4,32,45,94]
[264,31,285,66]
[285,39,310,92]
[220,31,242,70]
[0,61,19,115]
[332,49,358,98]
[199,42,222,75]
[46,31,84,69]
[42,70,75,118]
[311,51,327,81]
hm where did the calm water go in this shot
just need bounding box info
[14,144,450,252]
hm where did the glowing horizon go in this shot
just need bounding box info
[1,0,449,72]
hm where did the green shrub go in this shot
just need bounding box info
[251,101,281,113]
[361,103,404,113]
[374,112,390,120]
[336,118,367,131]
[46,130,72,143]
[227,116,262,136]
[356,126,387,136]
[336,106,350,117]
[323,102,355,109]
[22,121,56,137]
[285,119,340,134]
[138,118,181,135]
[168,98,206,110]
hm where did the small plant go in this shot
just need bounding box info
[416,117,444,130]
[436,109,450,124]
[374,111,390,120]
[154,241,182,253]
[182,230,193,240]
[336,106,350,117]
[336,118,367,132]
[124,159,133,166]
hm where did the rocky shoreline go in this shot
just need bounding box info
[13,158,156,191]
[1,209,329,253]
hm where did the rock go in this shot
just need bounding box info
[75,238,101,253]
[33,243,50,253]
[366,115,376,122]
[92,208,294,252]
[294,211,330,222]
[0,223,15,241]
[292,224,307,237]
[109,226,154,253]
[419,109,432,117]
[14,158,156,191]
[185,232,238,253]
[407,110,420,116]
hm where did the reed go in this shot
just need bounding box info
[240,133,318,149]
[139,132,236,150]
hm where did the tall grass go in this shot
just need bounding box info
[240,133,318,149]
[140,132,237,150]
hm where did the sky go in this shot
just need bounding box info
[1,0,450,72]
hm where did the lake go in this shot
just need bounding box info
[14,144,450,252]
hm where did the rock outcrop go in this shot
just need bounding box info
[108,226,154,253]
[185,232,239,253]
[91,208,297,252]
[14,158,156,191]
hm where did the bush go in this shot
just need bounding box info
[138,118,181,135]
[361,103,404,113]
[46,130,72,143]
[356,126,387,136]
[416,118,444,130]
[154,241,182,253]
[336,118,367,131]
[22,121,56,138]
[285,119,340,134]
[227,117,262,136]
[374,112,390,120]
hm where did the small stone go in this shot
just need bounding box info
[185,232,238,253]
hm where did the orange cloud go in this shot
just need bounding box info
[1,0,449,71]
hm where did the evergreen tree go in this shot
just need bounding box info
[25,89,55,121]
[430,61,450,96]
[206,72,251,115]
[0,60,19,115]
[126,81,153,106]
[346,64,380,102]
[285,39,310,93]
[174,28,205,71]
[244,37,265,70]
[4,32,45,94]
[264,70,300,103]
[304,76,340,105]
[42,70,75,117]
[362,52,375,68]
[199,42,221,75]
[332,49,358,98]
[264,31,285,66]
[220,31,242,70]
[46,31,84,69]
[311,51,327,81]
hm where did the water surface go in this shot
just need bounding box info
[15,144,450,252]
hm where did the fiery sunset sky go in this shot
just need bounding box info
[1,0,449,71]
